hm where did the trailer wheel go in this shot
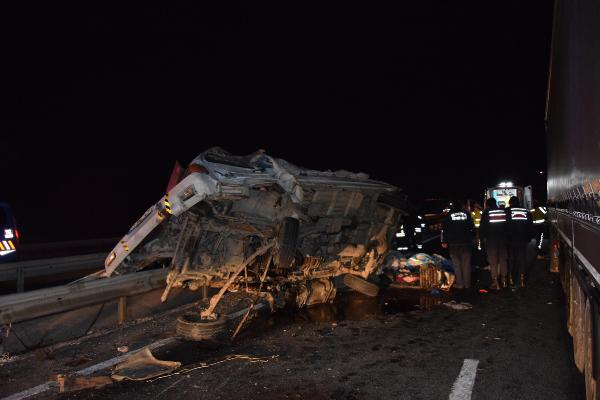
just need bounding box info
[584,299,597,400]
[343,274,379,297]
[176,313,228,341]
[275,217,299,269]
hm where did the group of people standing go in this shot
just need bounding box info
[441,196,536,290]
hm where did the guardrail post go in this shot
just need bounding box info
[118,296,127,325]
[16,267,24,293]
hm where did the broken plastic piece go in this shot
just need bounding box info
[112,348,181,381]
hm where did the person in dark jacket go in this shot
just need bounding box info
[441,201,475,289]
[480,197,509,290]
[506,196,535,287]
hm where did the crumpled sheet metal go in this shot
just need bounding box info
[112,347,181,381]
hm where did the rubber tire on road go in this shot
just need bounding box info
[275,217,299,269]
[176,313,228,341]
[343,274,379,297]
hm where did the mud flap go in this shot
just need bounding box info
[594,300,600,384]
[573,276,586,373]
[584,298,597,400]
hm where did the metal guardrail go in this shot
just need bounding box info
[0,253,106,292]
[18,237,119,253]
[0,268,168,324]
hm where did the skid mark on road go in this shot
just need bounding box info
[449,359,479,400]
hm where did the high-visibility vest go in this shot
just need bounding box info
[509,207,529,221]
[530,206,547,224]
[471,210,482,228]
[488,209,507,223]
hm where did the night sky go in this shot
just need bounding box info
[2,1,553,243]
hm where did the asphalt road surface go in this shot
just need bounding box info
[1,259,584,400]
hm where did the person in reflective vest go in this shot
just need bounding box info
[470,203,482,229]
[441,201,475,289]
[469,201,483,259]
[506,196,535,287]
[480,197,509,290]
[530,200,547,252]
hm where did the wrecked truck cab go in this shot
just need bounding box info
[105,147,407,312]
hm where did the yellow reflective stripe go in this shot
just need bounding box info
[0,242,4,251]
[164,195,172,214]
[8,241,15,250]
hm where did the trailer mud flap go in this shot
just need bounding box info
[571,274,586,372]
[584,298,597,399]
[594,301,600,383]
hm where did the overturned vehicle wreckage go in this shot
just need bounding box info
[105,148,406,336]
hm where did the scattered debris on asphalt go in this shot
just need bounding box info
[117,346,129,353]
[112,348,181,381]
[0,352,12,365]
[384,252,456,290]
[148,354,279,382]
[65,356,93,367]
[484,336,503,341]
[442,300,473,311]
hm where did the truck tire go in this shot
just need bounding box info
[176,313,228,341]
[275,217,299,269]
[584,299,597,400]
[343,274,379,297]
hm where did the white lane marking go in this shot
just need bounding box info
[75,337,177,376]
[449,359,479,400]
[1,384,53,400]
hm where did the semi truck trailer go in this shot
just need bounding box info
[546,1,600,398]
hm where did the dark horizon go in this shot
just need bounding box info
[2,2,553,243]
